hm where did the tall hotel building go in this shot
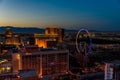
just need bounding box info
[5,28,21,46]
[12,50,69,78]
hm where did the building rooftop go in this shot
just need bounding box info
[21,49,69,56]
[18,69,38,78]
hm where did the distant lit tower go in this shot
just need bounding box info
[5,28,12,35]
[45,27,64,42]
[5,28,21,46]
[58,28,64,42]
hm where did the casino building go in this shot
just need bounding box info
[12,49,69,78]
[34,27,64,48]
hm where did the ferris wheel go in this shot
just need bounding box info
[76,28,92,56]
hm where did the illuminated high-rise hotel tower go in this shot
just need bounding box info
[5,28,21,46]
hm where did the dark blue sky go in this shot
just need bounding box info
[0,0,120,31]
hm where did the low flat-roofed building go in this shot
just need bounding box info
[0,69,38,80]
[0,61,12,74]
[34,34,58,48]
[18,69,38,80]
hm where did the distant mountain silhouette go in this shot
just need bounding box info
[0,26,45,33]
[64,29,102,33]
[0,26,119,33]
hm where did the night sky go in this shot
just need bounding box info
[0,0,120,31]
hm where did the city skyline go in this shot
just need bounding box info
[0,0,120,31]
